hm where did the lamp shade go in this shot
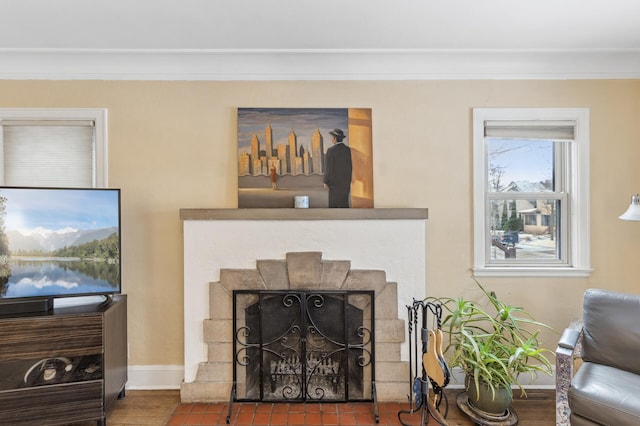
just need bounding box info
[619,194,640,221]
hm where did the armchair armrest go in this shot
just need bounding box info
[556,320,583,426]
[557,327,581,350]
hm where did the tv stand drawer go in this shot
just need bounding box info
[0,380,103,425]
[0,314,103,361]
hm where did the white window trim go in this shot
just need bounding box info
[472,108,591,277]
[0,108,108,187]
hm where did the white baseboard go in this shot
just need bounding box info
[125,365,184,390]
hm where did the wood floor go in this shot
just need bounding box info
[66,390,181,426]
[66,388,555,426]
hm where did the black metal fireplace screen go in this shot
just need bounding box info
[229,290,376,405]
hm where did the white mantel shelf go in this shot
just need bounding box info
[180,208,428,221]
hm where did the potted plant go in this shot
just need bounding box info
[428,279,554,416]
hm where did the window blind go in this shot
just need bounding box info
[1,124,96,187]
[484,120,575,140]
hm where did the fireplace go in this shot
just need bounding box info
[180,208,428,403]
[232,290,374,402]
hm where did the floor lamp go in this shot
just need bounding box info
[619,194,640,221]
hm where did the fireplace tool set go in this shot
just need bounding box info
[398,299,450,426]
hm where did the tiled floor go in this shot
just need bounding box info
[167,401,426,426]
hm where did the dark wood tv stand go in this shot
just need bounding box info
[0,294,127,426]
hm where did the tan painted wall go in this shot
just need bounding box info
[0,79,639,366]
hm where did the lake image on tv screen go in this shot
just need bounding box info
[0,188,120,299]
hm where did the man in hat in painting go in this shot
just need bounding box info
[323,128,352,208]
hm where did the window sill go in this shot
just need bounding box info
[473,266,593,278]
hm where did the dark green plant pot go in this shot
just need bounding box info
[465,375,512,415]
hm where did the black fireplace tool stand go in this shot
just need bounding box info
[398,299,449,426]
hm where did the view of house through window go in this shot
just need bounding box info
[487,138,564,263]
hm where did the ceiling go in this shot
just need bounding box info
[1,0,640,80]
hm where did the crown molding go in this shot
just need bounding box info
[1,48,639,81]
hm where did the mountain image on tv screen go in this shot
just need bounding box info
[0,187,121,300]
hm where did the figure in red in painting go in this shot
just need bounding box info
[270,165,278,190]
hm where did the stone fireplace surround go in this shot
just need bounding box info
[180,208,428,403]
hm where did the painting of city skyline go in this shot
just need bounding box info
[237,108,374,208]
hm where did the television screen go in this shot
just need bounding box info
[0,187,121,302]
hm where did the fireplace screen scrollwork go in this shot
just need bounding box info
[231,290,375,403]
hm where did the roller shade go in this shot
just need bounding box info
[484,120,575,140]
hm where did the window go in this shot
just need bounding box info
[0,109,107,187]
[541,215,550,227]
[524,215,537,226]
[473,108,590,277]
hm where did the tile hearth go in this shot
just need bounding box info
[168,401,409,426]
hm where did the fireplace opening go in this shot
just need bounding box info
[231,290,375,403]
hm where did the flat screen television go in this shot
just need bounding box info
[0,186,121,315]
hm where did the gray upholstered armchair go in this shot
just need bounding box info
[556,288,640,425]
